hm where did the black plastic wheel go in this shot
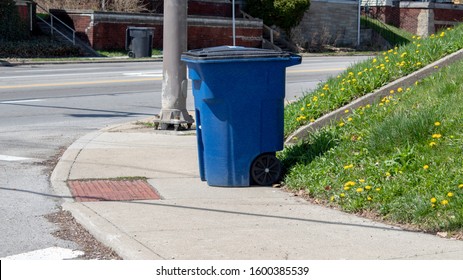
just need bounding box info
[250,153,281,186]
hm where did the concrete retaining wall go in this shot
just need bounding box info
[292,0,360,48]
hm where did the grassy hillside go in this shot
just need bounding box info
[281,27,463,235]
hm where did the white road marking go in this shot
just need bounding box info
[13,67,102,73]
[1,247,85,260]
[0,155,37,162]
[0,99,44,104]
[123,71,163,77]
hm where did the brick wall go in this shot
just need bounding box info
[366,2,463,36]
[398,8,421,34]
[61,11,262,51]
[292,0,359,48]
[142,0,240,17]
[188,0,240,17]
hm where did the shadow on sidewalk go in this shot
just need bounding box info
[1,186,409,233]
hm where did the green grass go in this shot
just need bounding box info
[97,49,162,57]
[284,25,463,137]
[281,58,463,233]
[361,16,414,46]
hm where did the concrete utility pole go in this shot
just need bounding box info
[154,0,194,130]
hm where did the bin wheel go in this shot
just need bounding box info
[250,153,281,186]
[128,51,135,58]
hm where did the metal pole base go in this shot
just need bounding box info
[153,109,194,131]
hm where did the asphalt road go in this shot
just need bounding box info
[0,56,369,258]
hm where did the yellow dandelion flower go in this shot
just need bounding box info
[347,117,353,122]
[390,90,395,94]
[339,122,345,127]
[358,72,363,76]
[359,179,365,183]
[440,32,445,37]
[432,134,442,139]
[406,88,411,91]
[430,197,437,204]
[344,164,354,170]
[356,188,364,193]
[330,196,335,202]
[447,192,454,197]
[434,121,441,126]
[459,184,463,189]
[441,200,449,206]
[385,172,391,177]
[373,58,377,63]
[310,118,315,123]
[365,185,372,190]
[434,66,439,69]
[376,188,381,192]
[300,107,305,111]
[344,186,350,191]
[397,87,403,93]
[423,165,429,170]
[340,193,345,198]
[306,103,311,107]
[429,141,437,147]
[367,196,372,201]
[344,181,356,187]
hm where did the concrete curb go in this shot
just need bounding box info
[50,128,164,260]
[49,123,196,260]
[285,48,463,144]
[51,131,104,202]
[2,56,163,66]
[61,202,163,260]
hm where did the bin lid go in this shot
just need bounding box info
[182,46,292,60]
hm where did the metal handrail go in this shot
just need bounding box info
[241,10,278,44]
[35,2,76,45]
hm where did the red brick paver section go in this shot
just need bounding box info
[68,180,161,202]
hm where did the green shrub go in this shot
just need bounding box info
[246,0,310,35]
[0,37,82,58]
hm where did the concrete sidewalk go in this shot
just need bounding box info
[50,120,463,260]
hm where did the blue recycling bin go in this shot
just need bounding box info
[181,46,301,187]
